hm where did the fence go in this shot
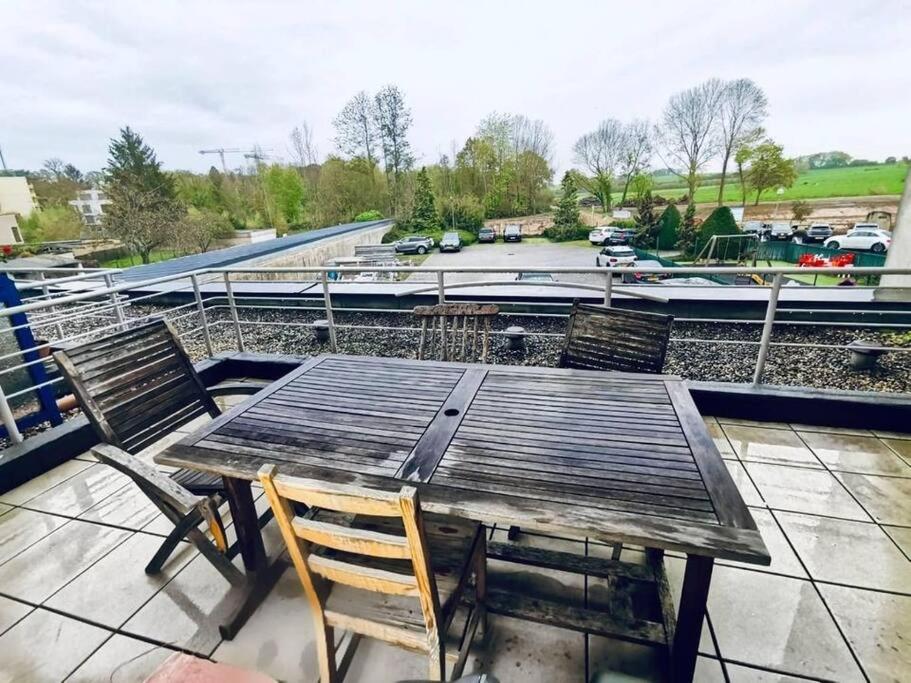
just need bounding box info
[0,262,909,445]
[757,241,887,268]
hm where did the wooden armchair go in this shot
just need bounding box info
[259,465,487,682]
[53,319,267,583]
[414,304,499,363]
[559,302,674,374]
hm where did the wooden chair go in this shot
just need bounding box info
[259,465,487,682]
[414,304,499,363]
[559,302,674,374]
[53,319,267,584]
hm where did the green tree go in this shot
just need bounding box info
[696,206,739,254]
[176,209,233,253]
[678,202,698,254]
[656,204,681,251]
[438,195,485,232]
[314,157,389,226]
[791,200,812,222]
[261,164,307,227]
[102,127,181,263]
[552,172,581,229]
[409,167,439,232]
[748,140,798,204]
[629,173,654,205]
[633,190,658,248]
[354,210,384,221]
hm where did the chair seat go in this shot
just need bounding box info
[169,467,224,494]
[314,511,483,634]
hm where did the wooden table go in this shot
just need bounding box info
[157,354,769,682]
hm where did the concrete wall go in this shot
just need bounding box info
[0,178,37,217]
[214,228,277,249]
[0,214,23,244]
[233,222,394,281]
[876,179,910,300]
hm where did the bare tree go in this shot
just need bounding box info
[511,115,554,163]
[333,91,377,164]
[717,79,768,205]
[573,119,626,211]
[656,78,725,200]
[41,158,65,180]
[288,122,319,167]
[617,120,652,204]
[373,85,414,213]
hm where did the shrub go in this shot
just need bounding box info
[656,204,681,251]
[696,206,739,254]
[543,225,590,242]
[437,195,485,233]
[354,209,384,222]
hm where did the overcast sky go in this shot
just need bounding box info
[2,1,908,176]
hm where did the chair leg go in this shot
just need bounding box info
[475,533,488,640]
[315,622,338,683]
[611,543,623,561]
[186,526,246,586]
[507,525,520,541]
[145,508,203,575]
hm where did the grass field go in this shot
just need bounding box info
[611,163,908,205]
[101,249,180,268]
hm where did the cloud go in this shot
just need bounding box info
[1,0,908,174]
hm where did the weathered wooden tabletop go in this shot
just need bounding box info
[157,354,769,564]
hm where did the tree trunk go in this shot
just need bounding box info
[718,152,731,206]
[737,163,747,207]
[754,189,763,206]
[687,170,697,204]
[620,173,632,206]
[140,249,151,264]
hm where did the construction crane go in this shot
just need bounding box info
[197,147,274,173]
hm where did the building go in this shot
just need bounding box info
[0,177,38,217]
[68,188,110,227]
[0,214,23,244]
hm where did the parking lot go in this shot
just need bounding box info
[409,239,603,285]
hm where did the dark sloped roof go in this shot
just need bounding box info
[116,220,392,282]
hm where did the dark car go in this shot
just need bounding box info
[439,232,462,252]
[793,224,833,244]
[394,235,434,254]
[607,228,636,245]
[504,224,522,242]
[478,227,496,243]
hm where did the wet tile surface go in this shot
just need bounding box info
[819,583,911,682]
[798,431,911,476]
[0,595,31,636]
[775,512,911,593]
[835,471,911,525]
[0,459,93,505]
[0,607,110,682]
[23,463,131,517]
[78,481,160,529]
[883,524,911,559]
[723,425,821,468]
[719,508,807,578]
[67,634,175,683]
[0,507,68,565]
[745,462,871,520]
[724,461,764,506]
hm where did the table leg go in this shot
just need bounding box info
[671,554,714,683]
[219,476,286,640]
[223,476,265,572]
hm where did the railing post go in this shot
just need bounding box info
[0,383,23,444]
[604,271,613,306]
[223,272,245,352]
[38,272,65,340]
[752,272,783,385]
[437,271,446,304]
[103,272,126,330]
[191,274,214,358]
[321,271,338,352]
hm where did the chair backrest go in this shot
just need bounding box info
[413,303,499,363]
[258,464,443,643]
[53,319,219,454]
[559,302,674,374]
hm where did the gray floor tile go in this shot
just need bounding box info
[46,531,197,628]
[66,634,175,683]
[0,503,11,517]
[0,459,93,506]
[704,417,735,456]
[834,472,911,526]
[775,512,911,594]
[744,462,871,521]
[706,567,864,680]
[819,583,911,683]
[883,525,911,559]
[0,507,69,566]
[0,519,130,603]
[725,461,764,506]
[78,482,160,530]
[725,662,817,681]
[873,431,911,440]
[24,464,132,517]
[719,508,807,578]
[798,432,911,477]
[723,425,822,468]
[717,418,791,430]
[789,424,873,437]
[883,437,911,465]
[0,595,31,636]
[0,608,110,682]
[122,553,248,656]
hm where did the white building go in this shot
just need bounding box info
[0,177,36,244]
[68,188,110,227]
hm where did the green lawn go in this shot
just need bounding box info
[612,163,908,205]
[101,249,180,268]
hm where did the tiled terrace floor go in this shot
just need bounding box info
[0,413,909,682]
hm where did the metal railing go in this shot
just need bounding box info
[0,262,909,445]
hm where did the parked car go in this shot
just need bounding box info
[793,224,833,244]
[516,272,555,282]
[394,235,434,254]
[766,223,793,241]
[850,222,882,233]
[589,226,635,246]
[478,227,496,243]
[504,224,522,242]
[742,221,765,236]
[595,245,637,267]
[825,228,892,253]
[439,232,462,252]
[622,260,672,283]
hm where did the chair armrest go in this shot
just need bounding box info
[91,443,201,515]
